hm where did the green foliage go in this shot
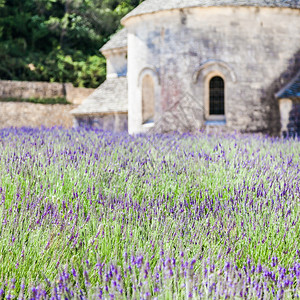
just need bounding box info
[29,49,106,88]
[0,0,143,87]
[0,96,70,104]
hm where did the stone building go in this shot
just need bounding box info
[71,29,128,132]
[73,0,300,137]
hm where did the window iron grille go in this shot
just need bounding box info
[209,76,225,115]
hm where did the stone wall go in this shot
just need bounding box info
[279,98,300,138]
[288,102,300,138]
[103,48,128,79]
[126,6,300,135]
[74,114,128,132]
[0,103,76,128]
[65,85,95,105]
[0,80,94,105]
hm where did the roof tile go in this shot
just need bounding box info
[277,71,300,99]
[71,77,128,115]
[122,0,300,22]
[100,28,127,52]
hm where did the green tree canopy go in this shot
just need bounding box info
[0,0,143,87]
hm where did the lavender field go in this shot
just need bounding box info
[0,128,299,299]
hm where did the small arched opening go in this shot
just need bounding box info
[209,76,225,115]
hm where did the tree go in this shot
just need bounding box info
[0,0,143,87]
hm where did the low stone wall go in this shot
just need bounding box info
[0,103,76,128]
[0,80,94,105]
[0,80,64,99]
[74,114,128,132]
[65,85,94,105]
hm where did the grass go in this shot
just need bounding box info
[0,97,70,105]
[0,128,299,299]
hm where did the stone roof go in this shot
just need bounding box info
[71,77,128,115]
[100,28,127,52]
[122,0,300,22]
[276,71,300,99]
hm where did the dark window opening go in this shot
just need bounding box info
[209,76,225,115]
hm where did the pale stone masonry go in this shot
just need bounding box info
[0,80,94,128]
[0,80,94,105]
[73,0,300,137]
[0,103,76,128]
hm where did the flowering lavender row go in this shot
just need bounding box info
[0,127,299,299]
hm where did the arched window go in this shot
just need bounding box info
[209,76,225,115]
[142,74,155,124]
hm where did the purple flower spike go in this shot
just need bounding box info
[72,268,77,277]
